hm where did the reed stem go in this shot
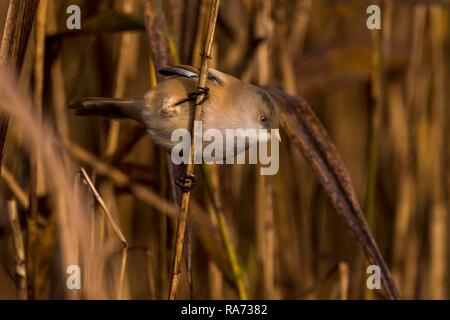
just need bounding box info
[168,0,221,300]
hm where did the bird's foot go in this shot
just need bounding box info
[188,86,210,106]
[176,172,196,193]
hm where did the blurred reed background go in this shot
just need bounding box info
[0,0,448,300]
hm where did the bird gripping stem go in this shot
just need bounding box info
[168,0,221,300]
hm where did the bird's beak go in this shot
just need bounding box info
[272,130,281,142]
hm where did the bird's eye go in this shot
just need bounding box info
[260,115,268,123]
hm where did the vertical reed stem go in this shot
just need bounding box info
[27,0,47,300]
[0,0,39,168]
[168,0,221,300]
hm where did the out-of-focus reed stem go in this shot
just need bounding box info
[255,0,277,299]
[104,0,136,158]
[280,0,311,95]
[429,4,447,299]
[402,4,427,298]
[277,1,313,297]
[142,0,172,84]
[203,165,249,300]
[80,167,128,299]
[256,173,276,298]
[191,0,209,67]
[205,185,223,299]
[1,167,29,208]
[389,81,413,296]
[338,262,349,300]
[365,0,393,299]
[7,200,27,300]
[365,23,382,241]
[47,0,70,162]
[0,0,39,168]
[27,0,47,300]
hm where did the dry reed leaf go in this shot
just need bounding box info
[268,87,400,300]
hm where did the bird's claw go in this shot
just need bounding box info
[189,86,210,106]
[176,172,196,193]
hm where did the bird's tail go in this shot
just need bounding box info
[69,97,146,124]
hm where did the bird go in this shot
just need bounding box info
[70,65,280,191]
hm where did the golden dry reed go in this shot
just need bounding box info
[0,0,448,300]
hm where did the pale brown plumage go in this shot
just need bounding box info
[70,65,279,151]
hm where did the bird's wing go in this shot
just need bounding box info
[158,65,199,79]
[158,65,225,85]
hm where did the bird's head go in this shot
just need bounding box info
[245,85,281,143]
